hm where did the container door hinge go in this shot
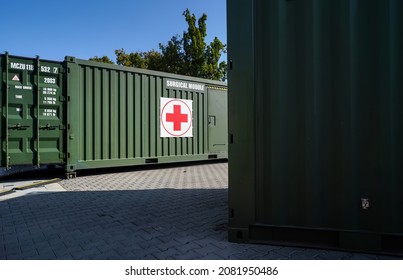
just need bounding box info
[59,153,65,159]
[59,96,66,102]
[229,208,235,218]
[59,124,66,130]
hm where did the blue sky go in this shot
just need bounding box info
[1,0,227,62]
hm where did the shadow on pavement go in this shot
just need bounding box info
[0,188,230,260]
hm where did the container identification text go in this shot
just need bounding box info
[10,62,34,71]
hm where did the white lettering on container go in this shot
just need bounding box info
[44,77,56,84]
[43,96,57,105]
[43,87,57,95]
[41,66,51,73]
[14,85,33,90]
[166,79,205,92]
[43,109,57,117]
[10,62,34,71]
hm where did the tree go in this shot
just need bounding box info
[114,49,163,71]
[88,9,227,81]
[89,56,114,64]
[182,9,208,77]
[204,37,227,81]
[161,9,227,81]
[159,35,184,74]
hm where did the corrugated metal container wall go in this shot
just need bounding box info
[65,57,227,173]
[228,0,403,255]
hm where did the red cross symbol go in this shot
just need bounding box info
[166,105,188,131]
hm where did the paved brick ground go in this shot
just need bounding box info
[0,162,400,260]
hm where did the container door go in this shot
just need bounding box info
[207,88,228,153]
[2,54,64,167]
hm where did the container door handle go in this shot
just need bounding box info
[39,124,58,130]
[8,124,30,130]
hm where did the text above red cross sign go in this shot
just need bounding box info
[160,97,193,137]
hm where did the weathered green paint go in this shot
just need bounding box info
[228,0,403,255]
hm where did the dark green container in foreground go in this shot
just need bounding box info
[1,54,227,176]
[227,0,403,255]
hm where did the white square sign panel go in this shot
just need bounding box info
[160,97,193,137]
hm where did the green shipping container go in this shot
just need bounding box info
[65,57,227,174]
[1,54,227,176]
[227,0,403,255]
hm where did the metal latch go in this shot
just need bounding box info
[39,124,58,130]
[8,124,30,130]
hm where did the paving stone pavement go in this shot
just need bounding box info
[0,162,401,260]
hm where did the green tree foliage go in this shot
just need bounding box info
[204,37,227,81]
[182,9,208,77]
[88,56,114,64]
[88,9,227,81]
[161,9,227,81]
[114,49,163,71]
[159,35,184,74]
